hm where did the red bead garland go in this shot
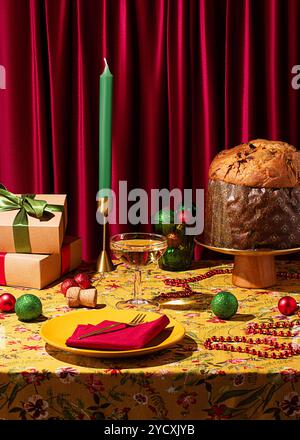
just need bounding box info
[160,269,300,299]
[205,320,300,358]
[204,337,299,359]
[161,268,232,298]
[246,320,299,337]
[161,268,300,358]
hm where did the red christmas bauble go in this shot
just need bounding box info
[278,296,298,316]
[74,273,91,289]
[61,278,78,296]
[0,293,16,312]
[177,210,193,224]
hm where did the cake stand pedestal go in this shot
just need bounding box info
[195,238,300,288]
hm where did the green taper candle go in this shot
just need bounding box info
[99,58,113,192]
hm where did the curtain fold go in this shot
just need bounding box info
[0,0,299,261]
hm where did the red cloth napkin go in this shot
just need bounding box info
[66,314,170,350]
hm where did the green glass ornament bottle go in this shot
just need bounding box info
[154,209,194,271]
[153,209,175,236]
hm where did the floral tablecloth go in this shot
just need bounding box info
[1,260,300,420]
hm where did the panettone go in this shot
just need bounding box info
[204,139,300,250]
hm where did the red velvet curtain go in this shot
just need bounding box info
[0,0,299,261]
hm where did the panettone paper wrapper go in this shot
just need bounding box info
[203,179,300,250]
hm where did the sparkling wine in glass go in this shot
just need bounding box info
[110,232,167,310]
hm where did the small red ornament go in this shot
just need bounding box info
[0,293,16,312]
[74,273,91,290]
[278,296,298,316]
[61,278,78,296]
[176,210,193,224]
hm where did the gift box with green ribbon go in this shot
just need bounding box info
[0,185,67,254]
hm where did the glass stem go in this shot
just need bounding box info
[133,268,142,303]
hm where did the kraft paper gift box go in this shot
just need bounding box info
[0,188,67,254]
[0,237,81,289]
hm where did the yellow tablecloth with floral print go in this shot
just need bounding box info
[1,260,300,420]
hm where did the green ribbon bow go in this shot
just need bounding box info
[0,184,64,253]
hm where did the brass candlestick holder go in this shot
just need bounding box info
[96,197,115,273]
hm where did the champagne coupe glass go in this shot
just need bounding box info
[110,232,168,310]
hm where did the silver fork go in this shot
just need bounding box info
[77,313,146,340]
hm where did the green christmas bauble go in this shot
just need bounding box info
[15,294,42,322]
[211,291,238,320]
[154,209,174,224]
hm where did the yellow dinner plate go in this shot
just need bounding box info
[40,308,185,358]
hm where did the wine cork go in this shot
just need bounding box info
[79,288,97,308]
[66,287,81,307]
[66,287,97,308]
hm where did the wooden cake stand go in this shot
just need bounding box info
[195,237,300,288]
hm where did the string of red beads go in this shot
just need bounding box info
[277,272,300,279]
[160,269,300,299]
[204,337,300,359]
[246,320,300,337]
[161,267,300,357]
[204,336,300,359]
[205,320,300,358]
[160,268,232,298]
